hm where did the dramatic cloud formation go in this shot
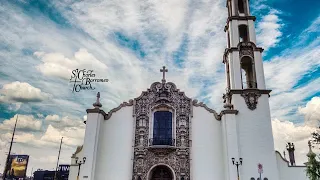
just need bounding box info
[257,10,283,51]
[40,125,84,147]
[272,97,320,164]
[272,119,317,164]
[45,115,85,129]
[299,97,320,127]
[0,81,50,103]
[35,49,108,80]
[0,114,42,131]
[0,0,319,175]
[304,15,320,33]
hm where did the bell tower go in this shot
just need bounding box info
[221,0,280,180]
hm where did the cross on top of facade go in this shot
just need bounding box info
[160,66,168,83]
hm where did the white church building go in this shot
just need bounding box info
[68,0,310,179]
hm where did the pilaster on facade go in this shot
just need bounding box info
[221,112,241,180]
[79,104,106,180]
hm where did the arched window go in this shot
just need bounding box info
[238,0,245,14]
[250,178,255,180]
[152,111,173,146]
[239,25,249,42]
[241,57,256,89]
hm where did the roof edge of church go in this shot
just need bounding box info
[275,151,307,168]
[134,81,192,101]
[192,99,221,120]
[101,81,224,121]
[104,99,134,120]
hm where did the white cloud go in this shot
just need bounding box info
[299,97,320,127]
[256,10,283,51]
[272,97,320,165]
[0,124,84,149]
[35,48,108,80]
[269,78,320,120]
[0,113,84,149]
[0,114,42,131]
[36,125,84,147]
[45,114,60,122]
[0,81,50,103]
[304,15,320,33]
[45,115,85,129]
[263,16,320,120]
[272,119,317,165]
[0,0,319,176]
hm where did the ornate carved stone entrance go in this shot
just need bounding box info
[132,80,191,180]
[149,165,173,180]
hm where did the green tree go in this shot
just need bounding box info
[306,141,320,180]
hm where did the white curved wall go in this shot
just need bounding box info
[191,106,225,180]
[276,152,308,180]
[95,106,134,180]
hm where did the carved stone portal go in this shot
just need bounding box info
[240,90,261,110]
[132,81,191,180]
[238,42,255,59]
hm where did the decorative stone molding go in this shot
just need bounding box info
[221,109,239,115]
[224,16,257,32]
[104,99,134,120]
[222,87,234,110]
[148,147,177,154]
[238,42,254,59]
[223,42,264,64]
[222,42,264,64]
[241,90,261,110]
[132,81,192,180]
[86,108,107,116]
[230,89,272,95]
[192,100,221,120]
[230,89,271,110]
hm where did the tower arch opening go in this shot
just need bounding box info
[240,56,257,89]
[239,25,249,43]
[238,0,245,14]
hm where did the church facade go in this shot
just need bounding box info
[68,0,309,180]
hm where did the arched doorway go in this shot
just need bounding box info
[149,165,173,180]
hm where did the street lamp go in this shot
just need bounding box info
[232,158,243,180]
[75,157,86,180]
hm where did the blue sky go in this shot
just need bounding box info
[0,0,319,175]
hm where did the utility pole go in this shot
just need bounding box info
[2,115,18,180]
[54,137,63,180]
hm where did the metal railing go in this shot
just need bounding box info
[149,138,175,146]
[243,81,257,89]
